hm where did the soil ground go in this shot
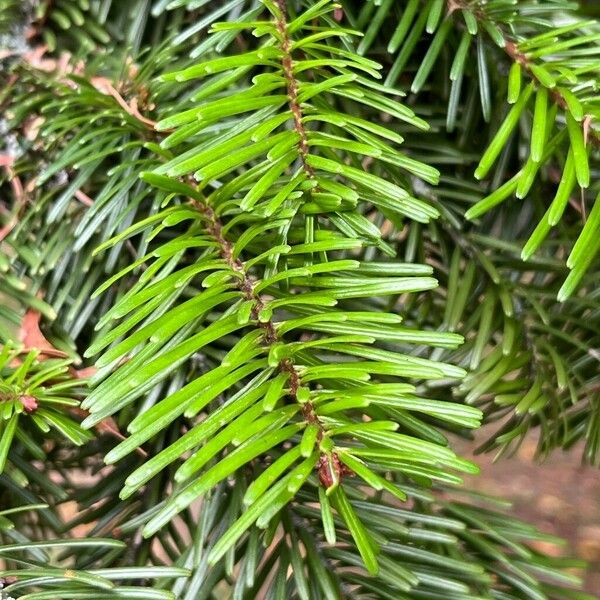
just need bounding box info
[457,432,600,596]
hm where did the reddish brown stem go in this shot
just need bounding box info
[189,189,330,467]
[274,0,315,178]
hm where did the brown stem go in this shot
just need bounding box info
[274,0,315,178]
[189,193,326,441]
[185,1,330,444]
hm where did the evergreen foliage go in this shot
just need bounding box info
[0,0,598,598]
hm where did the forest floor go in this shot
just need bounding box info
[457,430,600,596]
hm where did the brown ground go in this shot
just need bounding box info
[457,432,600,596]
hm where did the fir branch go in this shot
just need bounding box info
[0,1,598,597]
